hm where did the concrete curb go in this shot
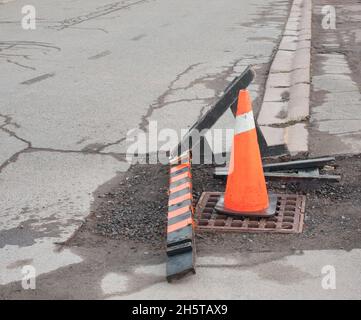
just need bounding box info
[257,0,312,156]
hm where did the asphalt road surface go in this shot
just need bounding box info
[2,0,360,299]
[0,0,290,290]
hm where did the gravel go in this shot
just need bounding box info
[83,154,361,254]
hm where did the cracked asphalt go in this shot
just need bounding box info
[0,0,290,294]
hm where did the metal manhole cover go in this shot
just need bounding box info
[195,192,306,234]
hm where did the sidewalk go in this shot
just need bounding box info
[309,0,361,156]
[258,0,361,158]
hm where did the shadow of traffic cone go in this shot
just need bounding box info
[215,89,277,217]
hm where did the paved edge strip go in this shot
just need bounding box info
[166,151,196,282]
[257,0,312,156]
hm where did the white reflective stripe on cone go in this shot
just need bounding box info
[234,110,256,135]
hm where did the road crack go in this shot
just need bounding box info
[52,0,157,30]
[5,59,36,70]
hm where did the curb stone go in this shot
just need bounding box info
[258,0,312,156]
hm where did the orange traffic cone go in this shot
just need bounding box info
[215,89,277,217]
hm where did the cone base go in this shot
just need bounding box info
[215,193,278,218]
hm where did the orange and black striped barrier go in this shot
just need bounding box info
[166,151,196,282]
[164,66,256,281]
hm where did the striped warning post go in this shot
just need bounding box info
[166,151,196,282]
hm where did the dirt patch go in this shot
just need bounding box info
[194,155,361,254]
[77,164,169,249]
[73,154,361,257]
